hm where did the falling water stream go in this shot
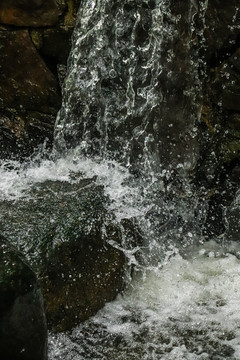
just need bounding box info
[1,0,240,359]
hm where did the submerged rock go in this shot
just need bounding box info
[0,235,47,360]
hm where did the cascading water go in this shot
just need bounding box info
[54,0,203,172]
[52,0,208,266]
[1,0,240,359]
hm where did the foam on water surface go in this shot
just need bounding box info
[48,241,240,360]
[2,155,239,359]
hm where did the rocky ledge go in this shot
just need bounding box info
[0,0,80,159]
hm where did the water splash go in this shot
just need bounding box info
[4,0,240,359]
[49,240,240,360]
[54,0,205,173]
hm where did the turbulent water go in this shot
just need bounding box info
[1,0,240,359]
[49,242,240,360]
[1,153,240,359]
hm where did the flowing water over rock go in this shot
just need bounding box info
[1,0,240,359]
[2,155,240,359]
[54,0,207,172]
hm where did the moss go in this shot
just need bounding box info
[30,29,43,50]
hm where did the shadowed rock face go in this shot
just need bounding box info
[0,0,81,159]
[204,0,240,65]
[0,30,60,112]
[0,235,47,360]
[42,229,126,332]
[0,0,61,27]
[0,29,61,158]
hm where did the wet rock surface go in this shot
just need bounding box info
[0,29,60,112]
[0,235,47,360]
[204,0,240,65]
[0,28,60,158]
[0,0,81,159]
[195,1,240,238]
[0,176,139,332]
[1,0,240,344]
[0,0,62,27]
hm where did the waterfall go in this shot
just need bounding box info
[48,1,240,358]
[2,0,240,359]
[53,0,210,267]
[54,0,205,174]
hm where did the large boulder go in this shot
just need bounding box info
[0,28,61,158]
[0,29,60,113]
[0,176,140,332]
[0,235,47,360]
[41,225,126,332]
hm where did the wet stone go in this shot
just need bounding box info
[0,176,140,332]
[204,0,240,64]
[0,29,61,113]
[0,0,61,27]
[0,235,47,360]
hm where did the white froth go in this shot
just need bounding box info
[0,154,143,220]
[49,242,240,359]
[2,157,240,358]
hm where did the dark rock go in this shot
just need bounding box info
[0,235,47,360]
[42,229,126,332]
[0,28,61,158]
[204,0,240,64]
[30,27,73,65]
[0,176,140,332]
[0,0,61,27]
[0,29,61,113]
[0,108,55,160]
[208,48,240,112]
[198,46,240,176]
[225,195,240,241]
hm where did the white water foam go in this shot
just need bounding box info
[0,152,143,220]
[2,155,240,359]
[49,240,240,359]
